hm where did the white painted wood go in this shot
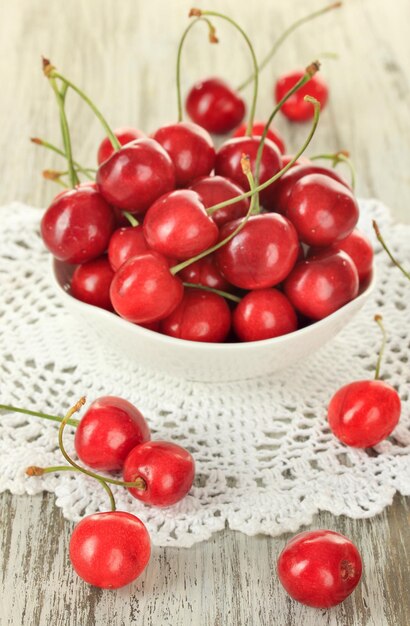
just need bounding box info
[0,1,409,624]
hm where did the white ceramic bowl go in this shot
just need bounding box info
[52,259,375,383]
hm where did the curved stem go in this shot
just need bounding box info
[237,2,342,91]
[31,138,96,180]
[193,9,259,135]
[205,96,321,217]
[47,76,79,187]
[310,150,356,190]
[183,282,241,303]
[372,221,410,281]
[122,211,139,227]
[374,315,387,380]
[0,404,79,427]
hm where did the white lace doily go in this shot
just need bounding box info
[0,199,409,547]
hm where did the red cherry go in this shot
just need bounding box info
[71,256,114,311]
[310,229,374,283]
[215,136,282,208]
[108,226,149,271]
[143,190,218,260]
[96,138,175,214]
[275,70,329,122]
[233,289,297,342]
[123,441,195,507]
[233,121,286,154]
[97,127,145,165]
[179,255,230,291]
[152,121,215,187]
[281,154,312,168]
[189,175,249,227]
[160,288,231,342]
[186,77,246,134]
[74,396,151,471]
[110,251,183,323]
[69,511,150,589]
[285,174,359,247]
[41,186,115,264]
[284,250,359,320]
[215,214,299,290]
[277,530,362,608]
[327,380,401,447]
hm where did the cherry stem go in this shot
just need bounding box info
[57,398,147,491]
[204,95,321,218]
[374,314,387,380]
[192,9,259,135]
[310,150,356,190]
[176,16,218,122]
[0,403,79,427]
[31,138,96,180]
[43,60,121,152]
[182,282,241,303]
[122,211,139,227]
[171,154,257,275]
[42,170,69,188]
[237,2,342,91]
[372,221,410,282]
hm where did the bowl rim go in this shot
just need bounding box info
[52,257,375,353]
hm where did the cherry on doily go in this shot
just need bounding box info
[70,255,114,311]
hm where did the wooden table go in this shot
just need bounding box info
[0,1,409,624]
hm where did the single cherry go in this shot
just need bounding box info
[284,250,359,320]
[233,121,286,154]
[108,225,149,271]
[189,175,249,227]
[74,396,151,471]
[160,288,231,342]
[186,77,246,134]
[233,289,297,342]
[277,530,362,607]
[110,251,183,324]
[275,70,329,122]
[215,214,299,290]
[178,255,230,291]
[70,256,114,311]
[152,121,215,187]
[41,186,115,264]
[69,511,151,589]
[97,127,145,165]
[123,441,195,507]
[96,138,176,214]
[143,190,218,260]
[310,228,374,283]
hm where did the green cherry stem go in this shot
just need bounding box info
[42,170,70,188]
[310,150,356,190]
[31,138,96,180]
[44,60,121,152]
[176,16,218,122]
[0,403,79,427]
[122,211,139,227]
[237,2,342,91]
[190,8,259,135]
[372,221,410,281]
[182,282,241,303]
[374,314,387,381]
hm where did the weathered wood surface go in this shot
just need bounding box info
[0,0,409,624]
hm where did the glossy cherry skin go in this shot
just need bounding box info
[152,121,215,187]
[108,226,149,271]
[110,251,183,323]
[327,380,401,447]
[97,127,145,165]
[74,396,151,471]
[275,70,329,122]
[123,441,195,507]
[179,255,230,291]
[267,164,349,214]
[189,175,249,227]
[143,190,218,260]
[186,77,246,134]
[233,121,286,154]
[160,289,231,342]
[69,512,150,589]
[96,138,175,214]
[70,256,114,311]
[281,154,312,168]
[215,214,299,290]
[277,530,362,608]
[284,250,359,320]
[233,289,297,342]
[310,229,374,283]
[41,186,115,264]
[215,136,282,208]
[286,174,359,247]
